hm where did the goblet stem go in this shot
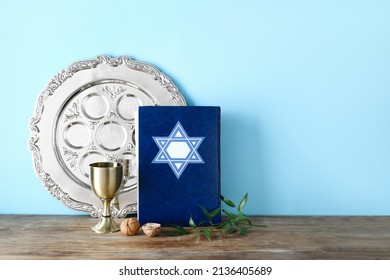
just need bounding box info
[102,199,112,217]
[91,198,120,233]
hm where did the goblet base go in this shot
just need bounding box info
[91,216,120,234]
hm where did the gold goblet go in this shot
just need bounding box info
[90,162,123,233]
[111,159,131,211]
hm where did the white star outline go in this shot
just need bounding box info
[152,121,205,179]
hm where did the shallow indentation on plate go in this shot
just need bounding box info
[116,94,143,121]
[81,93,109,120]
[96,121,127,151]
[63,122,91,149]
[79,152,107,178]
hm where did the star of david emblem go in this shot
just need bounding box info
[152,121,205,179]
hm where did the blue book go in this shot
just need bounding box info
[137,106,221,226]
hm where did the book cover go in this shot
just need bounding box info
[137,106,221,226]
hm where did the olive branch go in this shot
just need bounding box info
[172,193,266,241]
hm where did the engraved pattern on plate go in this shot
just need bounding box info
[81,93,110,120]
[96,120,128,152]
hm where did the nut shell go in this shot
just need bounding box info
[142,223,161,237]
[120,218,140,236]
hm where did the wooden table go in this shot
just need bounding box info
[0,215,389,259]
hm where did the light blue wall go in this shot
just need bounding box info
[1,0,389,215]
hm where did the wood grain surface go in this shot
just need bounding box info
[0,215,389,260]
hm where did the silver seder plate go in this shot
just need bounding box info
[29,55,186,217]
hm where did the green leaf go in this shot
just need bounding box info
[222,209,237,220]
[221,222,233,230]
[239,226,249,235]
[210,208,221,218]
[203,227,212,241]
[198,205,211,221]
[216,222,229,229]
[240,217,253,226]
[173,225,191,235]
[221,195,235,208]
[189,215,197,228]
[238,193,248,213]
[232,216,241,225]
[225,226,237,234]
[233,215,252,226]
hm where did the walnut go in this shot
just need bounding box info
[120,218,140,236]
[142,223,161,237]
